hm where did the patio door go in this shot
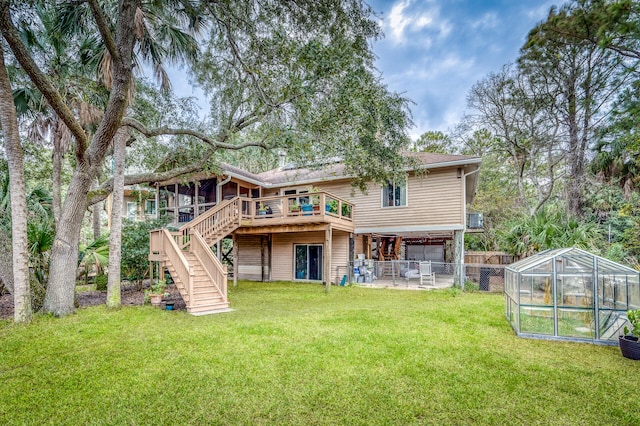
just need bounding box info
[294,244,323,281]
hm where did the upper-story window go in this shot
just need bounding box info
[145,199,156,216]
[382,179,407,207]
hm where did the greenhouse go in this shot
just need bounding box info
[505,248,640,345]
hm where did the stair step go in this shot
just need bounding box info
[188,302,231,315]
[193,295,224,304]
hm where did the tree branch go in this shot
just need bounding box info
[87,0,119,63]
[121,117,269,150]
[0,1,89,154]
[87,147,218,205]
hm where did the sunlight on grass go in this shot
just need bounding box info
[0,281,638,425]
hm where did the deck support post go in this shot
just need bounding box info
[454,229,464,289]
[324,225,332,291]
[232,233,238,287]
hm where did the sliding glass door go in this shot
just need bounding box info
[294,244,323,281]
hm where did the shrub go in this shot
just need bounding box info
[121,218,169,289]
[94,273,108,291]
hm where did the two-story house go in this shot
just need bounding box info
[148,152,481,314]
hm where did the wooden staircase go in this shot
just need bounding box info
[378,237,402,277]
[149,198,242,315]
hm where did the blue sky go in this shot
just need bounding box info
[169,0,558,141]
[368,0,557,139]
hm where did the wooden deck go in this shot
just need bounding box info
[237,193,354,233]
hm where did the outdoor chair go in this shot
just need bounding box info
[419,261,436,286]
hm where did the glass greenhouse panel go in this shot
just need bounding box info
[629,276,639,310]
[558,273,592,308]
[557,309,594,338]
[519,306,554,335]
[519,274,553,306]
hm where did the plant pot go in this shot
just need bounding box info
[619,335,640,360]
[149,293,163,307]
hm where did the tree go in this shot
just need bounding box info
[467,65,564,216]
[544,0,640,61]
[411,131,456,154]
[106,128,126,308]
[0,42,30,322]
[0,0,411,316]
[521,2,634,217]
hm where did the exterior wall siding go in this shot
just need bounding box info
[236,235,267,280]
[312,167,464,230]
[270,230,349,283]
[331,231,349,284]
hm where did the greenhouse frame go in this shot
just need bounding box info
[505,248,640,345]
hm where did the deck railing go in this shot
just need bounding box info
[151,228,194,303]
[239,192,354,223]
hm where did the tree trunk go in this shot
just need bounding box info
[43,166,94,316]
[93,201,102,241]
[0,228,13,294]
[107,129,127,308]
[0,45,31,322]
[52,136,63,225]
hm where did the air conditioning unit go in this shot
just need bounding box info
[468,213,483,229]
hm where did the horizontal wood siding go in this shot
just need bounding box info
[271,232,324,281]
[331,231,349,284]
[314,167,464,230]
[271,230,349,283]
[236,235,265,280]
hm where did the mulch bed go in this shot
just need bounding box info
[0,283,186,320]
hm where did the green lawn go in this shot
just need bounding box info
[1,281,637,425]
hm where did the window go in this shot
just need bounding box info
[294,244,323,281]
[145,200,156,215]
[127,202,138,220]
[382,179,407,207]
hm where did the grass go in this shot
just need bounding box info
[1,281,638,425]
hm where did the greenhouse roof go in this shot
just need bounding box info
[506,247,640,274]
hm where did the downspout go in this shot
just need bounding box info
[460,167,481,290]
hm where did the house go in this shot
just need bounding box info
[105,186,157,227]
[148,152,481,314]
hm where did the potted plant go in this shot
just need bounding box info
[301,202,314,214]
[341,203,352,217]
[309,187,321,211]
[620,309,640,360]
[289,200,300,213]
[258,202,268,215]
[326,199,338,214]
[145,279,168,307]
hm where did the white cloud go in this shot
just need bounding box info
[384,0,451,45]
[471,12,499,30]
[388,1,412,43]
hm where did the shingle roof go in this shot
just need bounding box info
[255,152,481,186]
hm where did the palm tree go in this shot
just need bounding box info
[78,234,109,286]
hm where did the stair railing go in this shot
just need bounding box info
[160,228,194,305]
[179,197,241,247]
[191,230,228,302]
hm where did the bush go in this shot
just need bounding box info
[95,273,108,291]
[121,218,169,289]
[464,280,480,292]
